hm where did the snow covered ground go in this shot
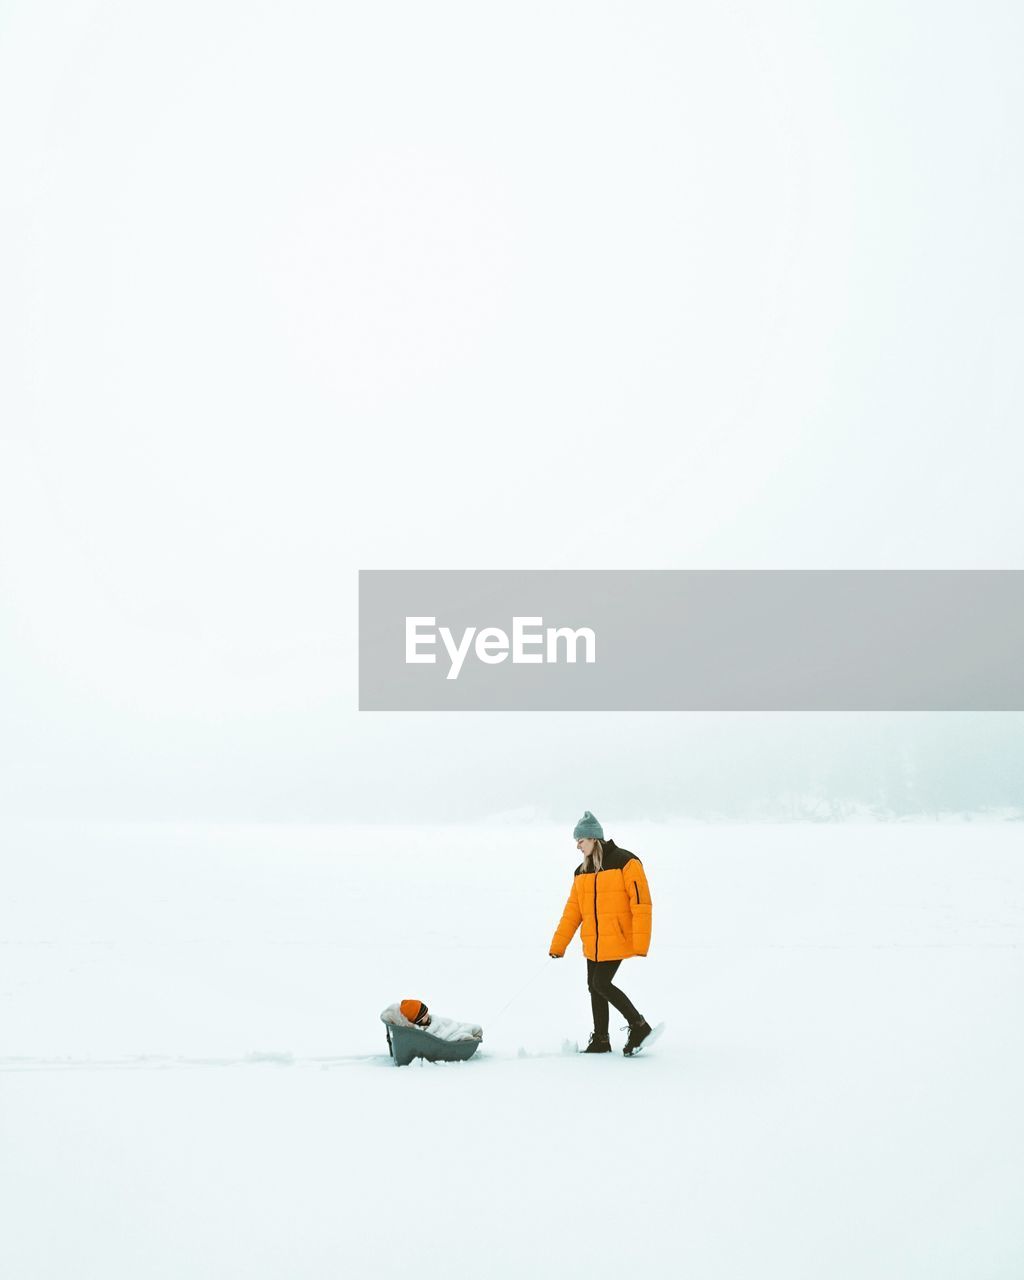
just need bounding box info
[2,819,1022,1279]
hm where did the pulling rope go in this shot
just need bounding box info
[488,957,554,1024]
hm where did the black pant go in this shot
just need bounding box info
[587,959,642,1036]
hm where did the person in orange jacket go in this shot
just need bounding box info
[549,810,655,1055]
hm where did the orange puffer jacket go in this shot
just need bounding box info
[549,838,653,962]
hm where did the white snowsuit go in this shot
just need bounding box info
[380,1002,482,1042]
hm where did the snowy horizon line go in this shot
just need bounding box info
[4,806,1022,829]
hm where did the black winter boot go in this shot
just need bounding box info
[582,1031,611,1054]
[623,1019,652,1056]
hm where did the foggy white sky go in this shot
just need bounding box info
[2,1,1022,822]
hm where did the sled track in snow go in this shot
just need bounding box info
[0,1047,587,1073]
[0,1052,388,1073]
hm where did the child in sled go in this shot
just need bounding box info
[382,998,482,1042]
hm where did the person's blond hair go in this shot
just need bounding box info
[582,838,604,873]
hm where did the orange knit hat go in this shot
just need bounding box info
[400,999,429,1025]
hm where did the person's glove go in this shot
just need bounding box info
[549,952,562,959]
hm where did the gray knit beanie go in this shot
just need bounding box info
[573,810,604,840]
